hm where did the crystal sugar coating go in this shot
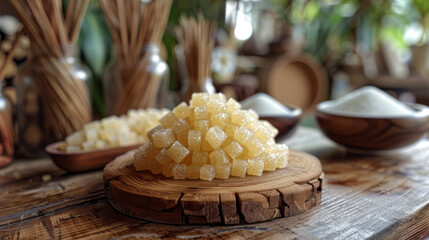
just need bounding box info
[205,126,227,149]
[200,164,216,181]
[167,141,190,163]
[152,129,175,148]
[133,92,289,181]
[173,102,190,119]
[159,112,178,129]
[188,130,201,151]
[209,149,229,166]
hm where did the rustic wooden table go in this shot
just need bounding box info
[1,127,429,239]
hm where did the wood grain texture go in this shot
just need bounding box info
[1,127,429,239]
[104,150,324,225]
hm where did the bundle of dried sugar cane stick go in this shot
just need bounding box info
[175,14,217,102]
[0,29,22,157]
[9,0,91,140]
[100,0,172,115]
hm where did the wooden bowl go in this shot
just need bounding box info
[259,104,302,141]
[316,101,429,152]
[45,141,141,173]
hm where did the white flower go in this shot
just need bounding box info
[211,47,237,82]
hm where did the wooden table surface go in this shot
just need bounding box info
[1,127,429,239]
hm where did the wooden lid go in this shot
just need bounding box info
[267,54,327,114]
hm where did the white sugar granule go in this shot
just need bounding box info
[324,86,415,116]
[241,93,292,116]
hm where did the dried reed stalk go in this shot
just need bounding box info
[9,0,91,140]
[0,29,22,156]
[175,15,217,101]
[100,0,172,115]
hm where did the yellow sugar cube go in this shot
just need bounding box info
[210,113,230,129]
[188,107,195,123]
[134,143,150,161]
[201,138,214,152]
[230,110,245,125]
[194,106,209,120]
[172,119,190,135]
[226,98,241,113]
[247,159,264,176]
[146,125,163,141]
[207,98,227,113]
[234,127,254,146]
[94,140,107,149]
[231,159,248,177]
[152,129,175,148]
[182,153,193,165]
[260,120,279,138]
[231,110,256,126]
[194,120,210,135]
[66,131,84,145]
[83,121,101,131]
[159,112,178,129]
[245,120,259,131]
[176,131,188,147]
[82,141,95,151]
[216,162,231,179]
[247,109,258,120]
[261,153,277,171]
[224,141,243,159]
[205,126,227,149]
[200,164,216,181]
[134,144,151,171]
[173,102,190,118]
[274,144,289,168]
[134,156,151,171]
[173,164,187,179]
[118,131,137,146]
[167,141,190,163]
[211,93,227,102]
[225,124,238,138]
[191,93,210,107]
[192,151,209,166]
[149,159,162,175]
[85,128,98,141]
[186,164,201,179]
[188,130,202,151]
[140,142,161,162]
[247,138,266,157]
[101,116,121,129]
[254,124,272,143]
[209,149,230,165]
[155,148,173,165]
[162,162,175,178]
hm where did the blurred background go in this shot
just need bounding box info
[1,0,429,118]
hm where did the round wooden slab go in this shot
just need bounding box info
[104,150,324,225]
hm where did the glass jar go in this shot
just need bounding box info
[15,44,92,157]
[103,44,169,116]
[0,83,13,167]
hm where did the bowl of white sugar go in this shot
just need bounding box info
[241,93,302,141]
[316,86,429,152]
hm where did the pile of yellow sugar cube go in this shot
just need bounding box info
[134,93,289,181]
[60,108,168,152]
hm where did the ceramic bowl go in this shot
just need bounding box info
[46,141,141,172]
[316,101,429,152]
[259,104,302,142]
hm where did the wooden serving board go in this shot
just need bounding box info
[103,150,324,225]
